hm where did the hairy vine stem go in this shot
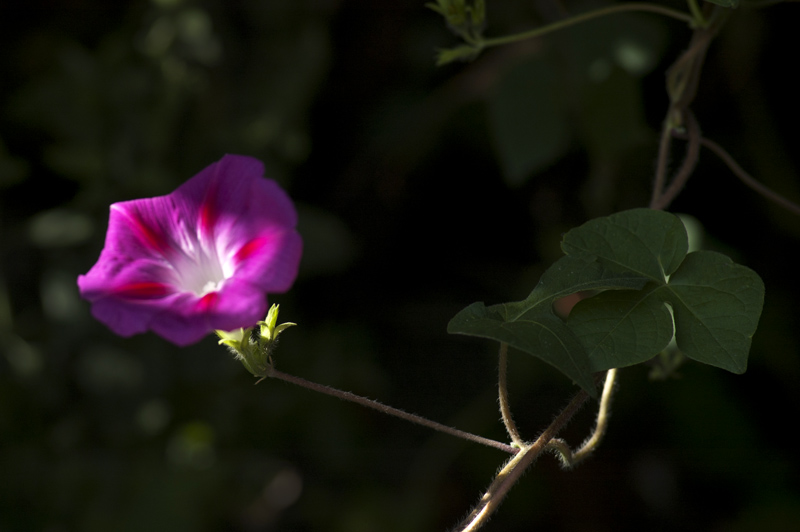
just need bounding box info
[651,109,702,210]
[651,3,726,210]
[671,131,800,216]
[266,367,518,454]
[498,342,525,447]
[547,369,618,468]
[457,388,591,532]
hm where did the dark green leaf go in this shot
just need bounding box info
[504,255,649,320]
[448,255,649,396]
[561,208,688,281]
[448,301,594,394]
[450,208,765,390]
[667,251,763,373]
[566,284,674,371]
[568,246,764,373]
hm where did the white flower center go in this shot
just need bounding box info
[175,242,228,297]
[200,280,222,295]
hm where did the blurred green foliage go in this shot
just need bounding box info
[2,0,800,531]
[488,11,664,187]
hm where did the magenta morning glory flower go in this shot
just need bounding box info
[78,155,302,346]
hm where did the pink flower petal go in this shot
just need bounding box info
[229,229,303,292]
[78,154,302,346]
[148,278,272,346]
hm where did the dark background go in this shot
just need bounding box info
[2,0,799,531]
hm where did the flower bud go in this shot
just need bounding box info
[216,304,295,378]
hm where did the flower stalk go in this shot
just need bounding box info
[432,3,695,65]
[267,367,518,454]
[220,305,517,454]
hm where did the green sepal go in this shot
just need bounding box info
[217,304,297,378]
[257,304,296,345]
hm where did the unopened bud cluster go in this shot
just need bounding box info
[427,0,486,41]
[427,0,488,64]
[216,304,296,377]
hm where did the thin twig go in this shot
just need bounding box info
[457,389,591,532]
[650,121,674,209]
[482,3,694,49]
[267,368,518,454]
[497,342,525,447]
[671,132,800,217]
[686,0,708,28]
[652,8,724,209]
[666,26,716,109]
[652,110,702,210]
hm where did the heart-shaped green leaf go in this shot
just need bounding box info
[566,211,764,374]
[449,208,765,393]
[564,284,675,371]
[664,251,763,373]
